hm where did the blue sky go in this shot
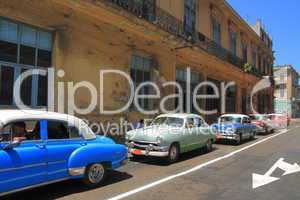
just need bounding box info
[227,0,300,72]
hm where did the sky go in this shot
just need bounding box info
[227,0,300,72]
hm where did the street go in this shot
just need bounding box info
[3,122,300,200]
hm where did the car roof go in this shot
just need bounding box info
[268,113,284,116]
[220,114,249,118]
[156,113,203,119]
[0,109,96,140]
[0,109,80,125]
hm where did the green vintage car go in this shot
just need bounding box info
[126,114,216,163]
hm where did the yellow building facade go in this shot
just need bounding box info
[0,0,274,125]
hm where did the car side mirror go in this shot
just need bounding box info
[3,140,22,150]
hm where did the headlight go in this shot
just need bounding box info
[225,128,235,134]
[156,135,163,145]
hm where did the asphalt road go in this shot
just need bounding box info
[4,123,300,200]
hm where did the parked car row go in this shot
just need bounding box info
[0,110,290,196]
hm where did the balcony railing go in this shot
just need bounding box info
[105,0,262,77]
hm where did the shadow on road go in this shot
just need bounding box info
[130,147,219,166]
[2,170,133,200]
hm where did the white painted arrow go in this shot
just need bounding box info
[277,159,300,176]
[252,173,280,189]
[252,158,300,189]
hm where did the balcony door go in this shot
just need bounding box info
[184,0,196,38]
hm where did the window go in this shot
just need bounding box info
[205,78,221,123]
[130,54,152,110]
[0,18,53,106]
[167,117,184,128]
[37,73,48,106]
[279,74,284,82]
[229,30,237,55]
[186,118,194,128]
[0,66,14,105]
[68,126,80,139]
[0,20,17,63]
[220,116,241,124]
[280,84,285,98]
[194,117,203,127]
[151,117,184,127]
[176,68,201,113]
[20,69,32,106]
[258,55,262,73]
[252,50,257,68]
[184,0,196,37]
[47,121,80,140]
[241,42,247,62]
[0,40,17,62]
[212,17,221,45]
[225,85,236,113]
[242,117,250,124]
[0,120,41,142]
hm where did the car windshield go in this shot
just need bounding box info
[250,115,263,120]
[220,116,242,124]
[152,117,184,127]
[268,115,280,120]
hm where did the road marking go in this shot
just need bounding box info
[108,129,290,200]
[252,158,300,189]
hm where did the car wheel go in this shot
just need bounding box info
[83,163,107,188]
[235,133,242,145]
[205,139,213,153]
[250,131,255,140]
[167,143,180,164]
[264,127,269,135]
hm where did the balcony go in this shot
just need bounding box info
[105,0,262,77]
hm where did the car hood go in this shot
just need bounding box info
[127,125,172,143]
[94,135,116,144]
[212,123,242,132]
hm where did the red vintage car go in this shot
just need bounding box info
[268,114,290,128]
[249,114,276,134]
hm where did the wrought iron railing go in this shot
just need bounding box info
[105,0,262,77]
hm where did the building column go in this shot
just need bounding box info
[236,86,242,113]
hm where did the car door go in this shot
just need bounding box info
[194,117,207,147]
[45,120,83,181]
[242,117,252,138]
[0,120,47,194]
[183,118,197,152]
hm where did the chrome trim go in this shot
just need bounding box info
[69,167,86,176]
[130,148,169,157]
[0,163,47,173]
[0,172,46,184]
[131,140,159,145]
[48,160,66,165]
[48,169,67,175]
[0,160,66,173]
[46,138,83,142]
[0,178,69,197]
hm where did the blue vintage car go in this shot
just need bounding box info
[212,114,257,145]
[0,110,127,196]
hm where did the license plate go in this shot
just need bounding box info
[133,149,142,155]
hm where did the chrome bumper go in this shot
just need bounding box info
[216,134,239,141]
[69,167,86,176]
[127,141,169,157]
[255,126,266,133]
[129,148,169,157]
